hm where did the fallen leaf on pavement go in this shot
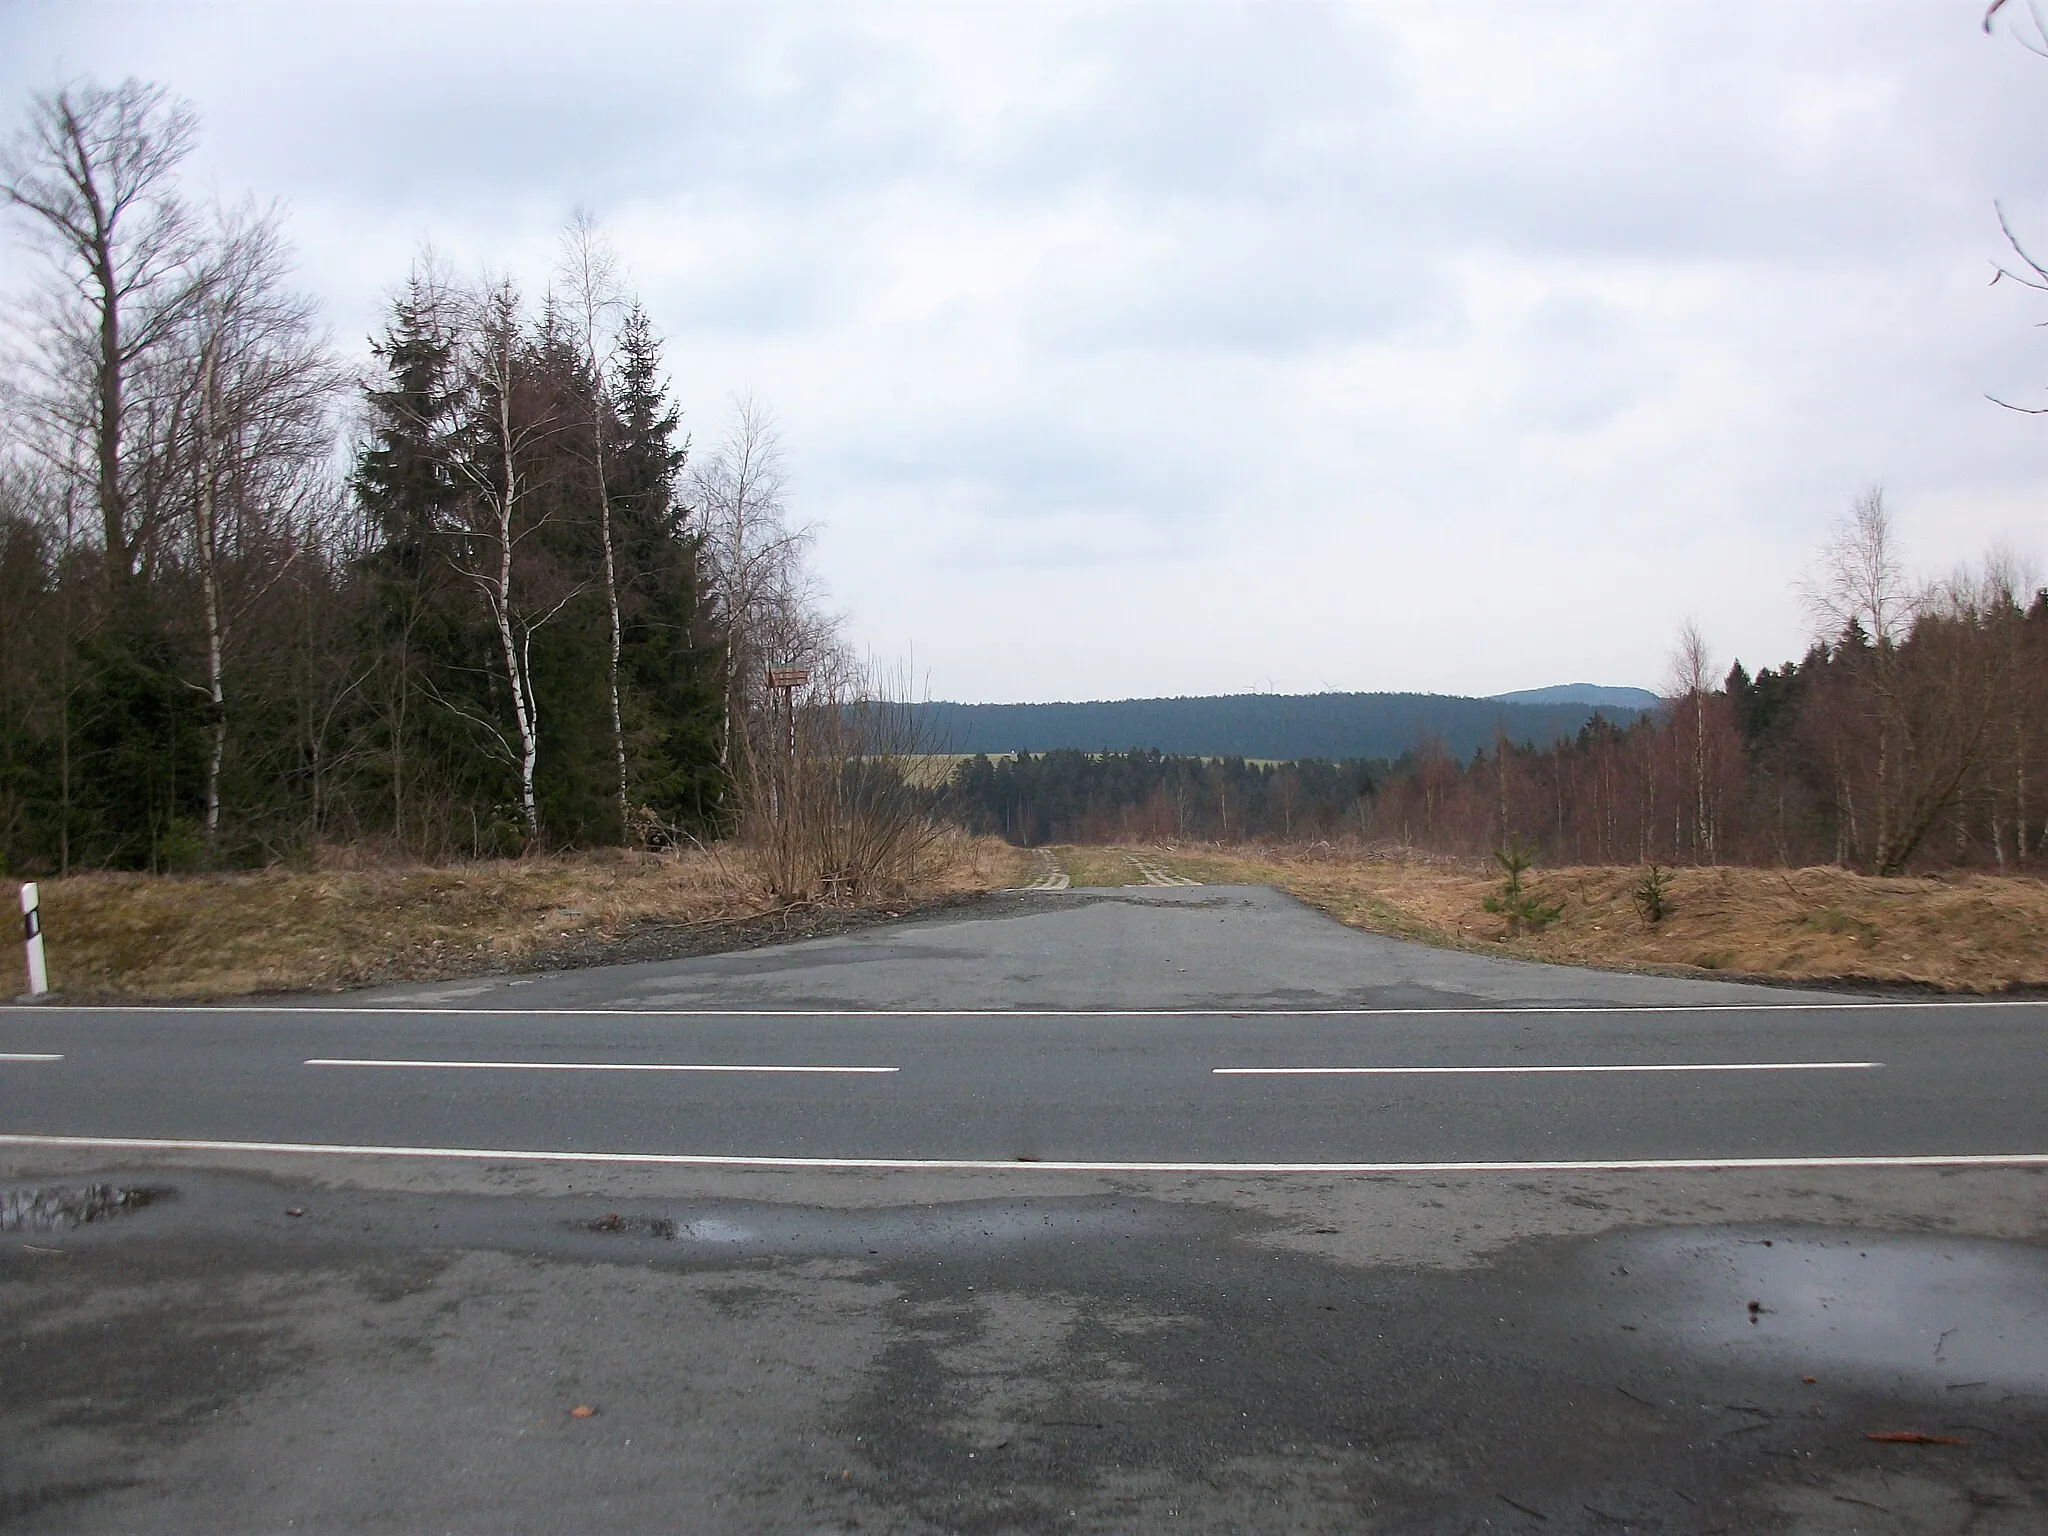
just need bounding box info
[1864,1430,1964,1445]
[570,1405,596,1419]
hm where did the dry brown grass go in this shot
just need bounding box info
[1133,842,2048,993]
[25,832,2037,999]
[10,833,1034,1001]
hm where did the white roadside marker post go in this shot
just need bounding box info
[19,881,49,998]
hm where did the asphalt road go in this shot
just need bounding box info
[4,884,2046,1533]
[5,991,2046,1169]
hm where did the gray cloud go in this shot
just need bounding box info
[6,1,2048,701]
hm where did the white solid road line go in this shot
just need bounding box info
[1214,1061,1883,1076]
[1,1131,2045,1175]
[303,1058,897,1074]
[0,1053,62,1062]
[10,999,2048,1017]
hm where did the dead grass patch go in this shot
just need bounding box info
[1127,842,2048,993]
[10,833,1033,1001]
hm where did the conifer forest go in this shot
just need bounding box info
[1,80,833,874]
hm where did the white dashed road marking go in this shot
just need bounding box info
[303,1058,898,1074]
[1214,1061,1884,1076]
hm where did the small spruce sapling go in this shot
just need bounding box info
[1633,862,1672,925]
[1482,836,1563,936]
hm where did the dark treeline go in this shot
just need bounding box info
[918,692,1640,762]
[1,80,826,874]
[949,750,1379,845]
[1367,499,2048,875]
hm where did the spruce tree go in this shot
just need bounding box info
[610,307,723,831]
[353,276,502,848]
[517,301,620,843]
[355,276,462,548]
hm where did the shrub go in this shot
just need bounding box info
[1633,862,1672,925]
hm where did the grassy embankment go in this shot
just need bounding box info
[1053,843,2048,993]
[17,835,2042,1000]
[7,835,1033,1001]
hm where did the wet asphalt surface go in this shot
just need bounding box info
[3,885,2046,1533]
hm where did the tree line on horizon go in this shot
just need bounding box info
[965,496,2046,879]
[947,750,1381,846]
[0,78,835,875]
[915,691,1638,764]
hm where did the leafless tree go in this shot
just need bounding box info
[177,203,344,850]
[1799,492,2023,874]
[556,208,630,836]
[1972,546,2045,869]
[1802,490,1914,650]
[691,395,829,775]
[1,78,213,589]
[1984,0,2046,48]
[1800,490,1910,868]
[1666,620,1715,862]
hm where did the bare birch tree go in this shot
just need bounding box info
[1667,620,1714,862]
[691,395,824,777]
[556,207,629,836]
[445,280,569,843]
[1802,490,1911,869]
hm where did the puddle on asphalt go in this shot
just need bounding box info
[1603,1227,2048,1392]
[1,1183,164,1233]
[566,1202,1181,1254]
[681,1218,755,1243]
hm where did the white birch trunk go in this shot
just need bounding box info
[560,218,630,835]
[576,310,627,832]
[599,435,626,834]
[486,346,540,842]
[196,340,226,853]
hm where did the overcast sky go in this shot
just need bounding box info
[7,2,2048,702]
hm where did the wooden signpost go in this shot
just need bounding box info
[766,667,811,817]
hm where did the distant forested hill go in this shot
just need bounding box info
[914,692,1645,761]
[1489,683,1661,709]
